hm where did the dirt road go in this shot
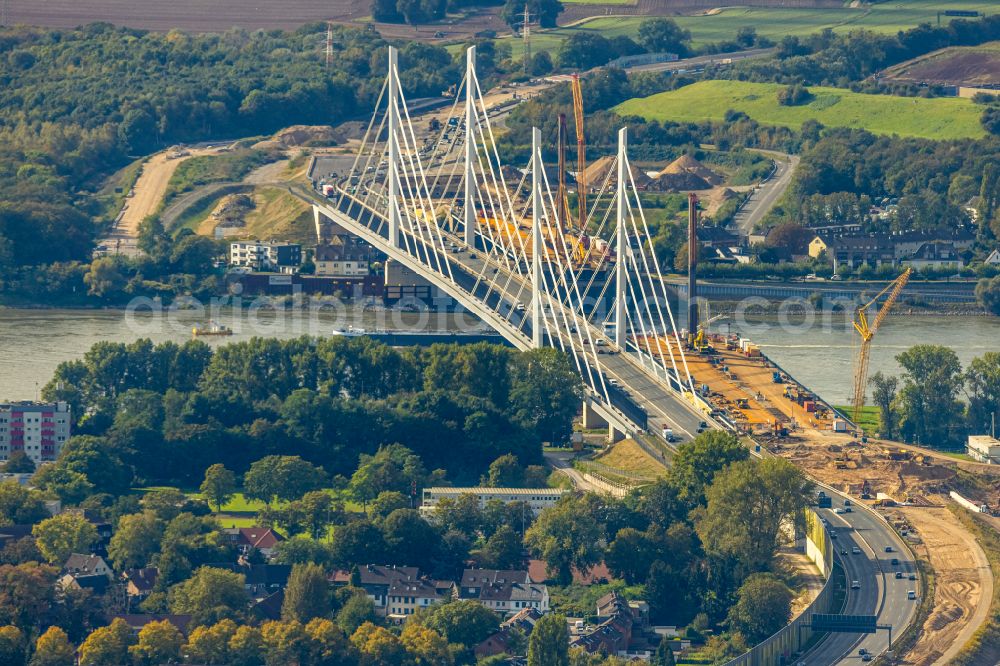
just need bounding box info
[893,504,993,665]
[100,147,220,256]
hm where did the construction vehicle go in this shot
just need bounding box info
[851,268,912,422]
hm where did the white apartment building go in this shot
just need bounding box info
[229,241,302,274]
[0,402,71,463]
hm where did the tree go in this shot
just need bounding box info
[369,491,410,521]
[351,622,407,666]
[637,18,691,56]
[244,456,327,506]
[168,566,248,626]
[481,524,525,570]
[0,562,58,631]
[868,372,899,438]
[966,352,1000,435]
[895,345,965,448]
[200,464,237,512]
[764,222,813,256]
[983,107,1000,135]
[669,430,749,508]
[129,619,184,666]
[371,0,401,22]
[525,494,603,585]
[304,617,357,665]
[976,276,1000,316]
[0,625,25,666]
[32,512,99,564]
[726,573,792,643]
[349,444,426,505]
[337,591,377,636]
[401,623,453,666]
[30,626,75,666]
[652,637,676,666]
[486,454,525,487]
[331,521,386,570]
[2,451,35,474]
[423,599,499,652]
[527,613,568,666]
[777,84,812,106]
[30,466,94,505]
[78,618,133,666]
[381,509,441,570]
[530,51,554,76]
[0,481,49,526]
[83,257,126,300]
[107,511,164,571]
[228,625,264,666]
[605,527,655,584]
[509,348,582,446]
[696,458,810,575]
[282,563,332,623]
[183,619,237,665]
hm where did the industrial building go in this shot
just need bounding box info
[420,487,567,517]
[0,401,71,464]
[967,435,1000,464]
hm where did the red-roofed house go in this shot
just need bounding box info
[223,527,284,558]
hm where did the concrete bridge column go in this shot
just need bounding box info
[607,424,626,444]
[581,401,607,429]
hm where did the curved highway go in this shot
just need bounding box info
[805,487,919,665]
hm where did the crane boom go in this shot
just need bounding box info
[570,74,586,230]
[851,268,912,423]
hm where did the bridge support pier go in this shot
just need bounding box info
[607,425,626,444]
[581,401,607,429]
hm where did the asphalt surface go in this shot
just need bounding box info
[804,488,919,665]
[730,151,800,237]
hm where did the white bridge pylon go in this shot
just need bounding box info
[335,46,697,422]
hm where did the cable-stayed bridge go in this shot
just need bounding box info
[308,46,713,446]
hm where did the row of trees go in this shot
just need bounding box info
[868,346,1000,447]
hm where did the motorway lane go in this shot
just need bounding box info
[731,151,800,237]
[804,490,918,665]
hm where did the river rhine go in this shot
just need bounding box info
[1,307,998,405]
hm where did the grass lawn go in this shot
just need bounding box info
[615,80,986,140]
[134,487,364,517]
[495,1,1000,59]
[594,438,666,478]
[837,405,880,433]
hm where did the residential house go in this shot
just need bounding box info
[386,578,455,621]
[222,527,284,559]
[967,435,1000,464]
[239,564,292,598]
[0,401,71,464]
[315,239,375,277]
[475,607,544,659]
[985,249,1000,266]
[58,572,112,596]
[331,565,445,618]
[229,241,302,274]
[459,569,549,616]
[696,227,739,249]
[0,525,33,550]
[252,589,285,621]
[891,228,975,260]
[122,568,158,601]
[808,235,895,268]
[903,242,965,270]
[571,591,634,657]
[63,554,111,578]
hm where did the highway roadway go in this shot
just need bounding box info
[804,488,919,665]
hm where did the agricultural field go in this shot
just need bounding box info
[881,41,1000,86]
[499,1,1000,60]
[615,80,987,140]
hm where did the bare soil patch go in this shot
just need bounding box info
[882,42,1000,87]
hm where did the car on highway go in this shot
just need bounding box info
[885,546,894,553]
[844,499,852,506]
[851,580,860,589]
[909,573,917,580]
[862,653,873,662]
[891,558,899,566]
[895,571,903,579]
[852,546,862,555]
[834,508,844,514]
[840,549,848,556]
[907,590,917,600]
[844,506,853,512]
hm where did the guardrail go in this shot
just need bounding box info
[720,509,835,666]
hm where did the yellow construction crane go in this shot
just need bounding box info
[570,73,586,230]
[851,267,912,422]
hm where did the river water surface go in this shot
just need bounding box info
[1,308,998,405]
